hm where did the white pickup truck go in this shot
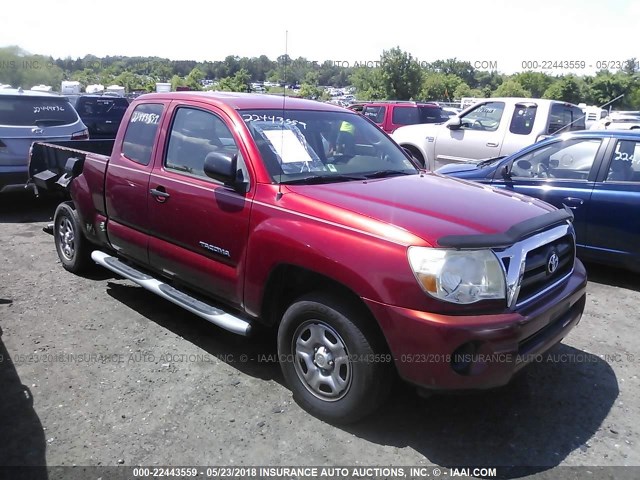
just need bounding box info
[392,97,586,170]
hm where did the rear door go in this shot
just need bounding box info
[146,102,253,306]
[105,102,166,265]
[491,136,607,244]
[584,138,640,267]
[434,101,510,164]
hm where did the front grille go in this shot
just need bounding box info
[517,234,574,303]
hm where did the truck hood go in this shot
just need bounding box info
[287,173,556,247]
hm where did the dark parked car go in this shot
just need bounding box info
[72,95,129,139]
[436,130,640,271]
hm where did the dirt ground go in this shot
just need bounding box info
[1,191,639,479]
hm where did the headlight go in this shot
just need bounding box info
[407,247,506,304]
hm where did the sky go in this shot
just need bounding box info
[2,0,639,76]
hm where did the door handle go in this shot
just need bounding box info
[486,142,499,147]
[562,197,584,209]
[150,187,170,203]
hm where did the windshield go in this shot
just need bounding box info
[240,109,418,183]
[0,96,79,126]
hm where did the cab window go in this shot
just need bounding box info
[362,106,385,124]
[165,107,249,185]
[509,104,537,135]
[122,103,164,165]
[459,102,505,132]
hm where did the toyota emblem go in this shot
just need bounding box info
[547,252,560,274]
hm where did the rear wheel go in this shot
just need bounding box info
[54,202,92,274]
[277,292,392,424]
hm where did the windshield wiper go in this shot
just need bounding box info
[363,170,414,179]
[280,174,366,185]
[476,156,506,167]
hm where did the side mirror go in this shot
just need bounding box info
[203,152,248,193]
[446,117,462,130]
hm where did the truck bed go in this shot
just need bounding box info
[28,139,114,191]
[29,140,114,179]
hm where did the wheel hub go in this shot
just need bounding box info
[314,346,334,370]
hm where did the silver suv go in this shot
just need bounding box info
[0,88,88,192]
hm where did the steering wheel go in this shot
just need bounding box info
[533,162,549,178]
[472,119,486,130]
[326,153,354,164]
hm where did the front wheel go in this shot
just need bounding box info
[277,292,392,424]
[54,202,92,274]
[401,145,426,169]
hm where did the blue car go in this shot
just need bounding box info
[436,130,640,271]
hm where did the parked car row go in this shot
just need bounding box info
[0,89,128,192]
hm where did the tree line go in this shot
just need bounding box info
[1,45,639,108]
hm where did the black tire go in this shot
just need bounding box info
[53,202,92,274]
[402,145,426,169]
[277,292,393,424]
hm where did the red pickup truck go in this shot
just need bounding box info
[29,92,587,424]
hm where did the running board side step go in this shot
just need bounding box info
[91,251,253,336]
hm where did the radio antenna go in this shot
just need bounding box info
[276,30,288,201]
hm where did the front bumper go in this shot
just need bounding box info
[365,259,587,390]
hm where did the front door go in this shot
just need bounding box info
[434,101,508,166]
[491,137,606,245]
[147,103,253,306]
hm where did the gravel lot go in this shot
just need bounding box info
[1,191,639,479]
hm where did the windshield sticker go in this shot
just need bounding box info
[327,163,337,172]
[242,113,307,129]
[130,111,160,125]
[33,105,65,114]
[263,128,313,164]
